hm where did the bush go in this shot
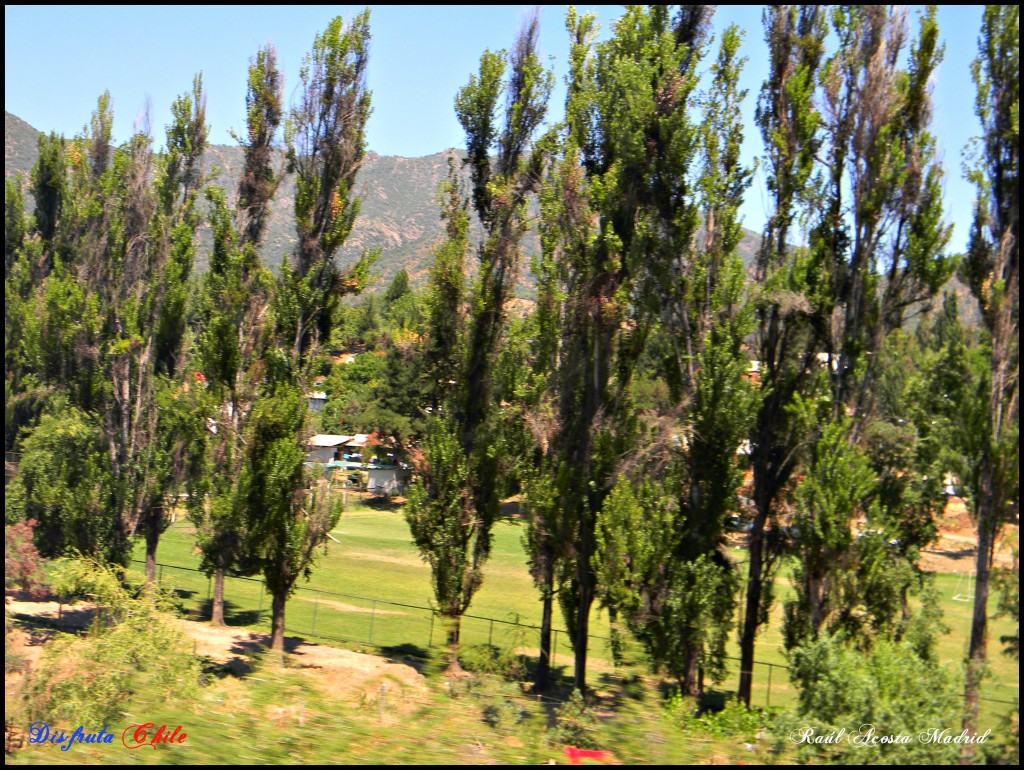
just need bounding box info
[772,634,964,764]
[664,690,766,741]
[458,643,525,681]
[553,690,600,749]
[5,518,48,598]
[481,697,528,729]
[29,558,203,726]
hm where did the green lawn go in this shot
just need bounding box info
[135,500,1019,724]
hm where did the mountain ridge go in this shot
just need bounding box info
[5,109,975,328]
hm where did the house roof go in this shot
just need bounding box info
[308,434,352,448]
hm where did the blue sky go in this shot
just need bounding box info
[5,5,985,252]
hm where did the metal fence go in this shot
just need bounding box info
[131,559,1018,711]
[132,558,796,706]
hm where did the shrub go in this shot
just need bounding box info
[5,518,48,598]
[772,634,963,764]
[664,690,766,741]
[29,558,202,726]
[553,690,600,749]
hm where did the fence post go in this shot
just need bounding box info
[488,619,494,648]
[369,600,376,645]
[159,564,164,585]
[552,629,558,668]
[766,663,772,709]
[428,611,434,648]
[312,594,319,636]
[257,583,264,625]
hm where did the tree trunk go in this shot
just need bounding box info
[573,565,594,694]
[738,504,768,707]
[681,644,701,698]
[270,590,286,653]
[960,478,995,763]
[211,567,226,626]
[535,567,554,691]
[144,511,160,588]
[444,613,464,674]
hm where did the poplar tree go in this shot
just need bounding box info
[193,44,281,626]
[406,14,551,670]
[590,22,757,697]
[958,5,1019,753]
[545,5,721,693]
[739,4,827,707]
[245,13,374,653]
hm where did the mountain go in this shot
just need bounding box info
[3,110,976,325]
[7,110,765,295]
[5,111,40,179]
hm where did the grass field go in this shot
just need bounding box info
[6,496,1018,765]
[132,496,1019,725]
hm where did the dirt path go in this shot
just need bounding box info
[5,594,429,708]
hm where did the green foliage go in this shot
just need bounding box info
[242,383,339,596]
[30,558,201,728]
[783,419,878,649]
[459,642,526,683]
[284,11,375,358]
[6,400,121,562]
[665,692,766,742]
[596,475,740,687]
[553,690,600,749]
[31,130,67,246]
[405,416,474,617]
[778,634,963,764]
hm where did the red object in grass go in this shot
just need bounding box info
[563,746,616,765]
[194,371,207,383]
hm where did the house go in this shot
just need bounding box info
[366,465,412,495]
[306,391,327,411]
[743,360,761,385]
[344,433,369,448]
[306,434,352,464]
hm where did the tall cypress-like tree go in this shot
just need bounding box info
[814,6,953,423]
[245,13,374,653]
[739,4,827,707]
[591,22,757,697]
[958,5,1019,754]
[546,4,720,694]
[193,44,281,626]
[406,14,551,670]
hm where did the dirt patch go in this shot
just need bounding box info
[175,619,428,705]
[5,593,429,714]
[5,598,97,630]
[919,498,1018,573]
[343,550,425,569]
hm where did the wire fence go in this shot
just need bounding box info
[130,558,1018,712]
[131,558,799,709]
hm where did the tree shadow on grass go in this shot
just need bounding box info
[363,495,403,512]
[597,669,647,702]
[196,598,263,627]
[378,642,431,672]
